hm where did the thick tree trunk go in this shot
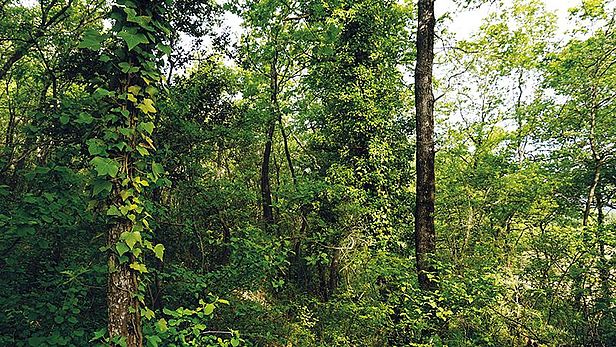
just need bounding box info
[107,221,142,347]
[414,0,437,291]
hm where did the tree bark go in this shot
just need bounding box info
[107,221,142,347]
[414,0,437,291]
[583,164,601,227]
[596,189,611,302]
[583,107,601,227]
[261,121,276,226]
[260,39,281,228]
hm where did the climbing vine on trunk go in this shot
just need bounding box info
[80,0,172,345]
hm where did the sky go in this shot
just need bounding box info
[220,0,581,43]
[436,0,574,39]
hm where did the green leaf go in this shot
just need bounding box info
[90,328,107,342]
[142,307,155,320]
[136,145,150,156]
[79,29,104,50]
[156,43,171,55]
[116,242,130,256]
[87,139,107,156]
[137,99,156,114]
[204,303,215,315]
[76,112,94,124]
[155,318,168,332]
[94,87,111,99]
[92,179,112,196]
[118,62,140,73]
[231,337,240,347]
[107,205,121,216]
[123,231,142,249]
[152,162,164,177]
[124,7,153,30]
[146,335,161,347]
[118,29,149,50]
[120,189,132,201]
[28,337,45,346]
[153,244,164,261]
[139,121,155,135]
[91,157,120,177]
[16,226,36,237]
[128,86,141,95]
[129,262,148,273]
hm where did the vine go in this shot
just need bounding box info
[80,0,171,344]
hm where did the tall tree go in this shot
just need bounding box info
[414,0,436,290]
[80,0,171,344]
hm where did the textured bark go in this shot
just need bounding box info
[260,42,280,227]
[261,121,276,226]
[107,220,142,347]
[414,0,437,291]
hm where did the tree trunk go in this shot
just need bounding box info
[596,189,611,302]
[583,164,601,226]
[261,122,276,226]
[107,220,142,347]
[414,0,437,291]
[260,42,280,228]
[583,106,601,227]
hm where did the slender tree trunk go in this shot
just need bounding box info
[2,79,16,172]
[583,164,601,227]
[327,248,340,298]
[279,118,297,185]
[260,42,280,227]
[414,0,437,291]
[596,190,611,302]
[583,108,601,227]
[261,122,276,226]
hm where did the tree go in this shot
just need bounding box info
[414,0,436,290]
[80,0,172,344]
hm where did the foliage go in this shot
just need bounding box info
[0,0,615,346]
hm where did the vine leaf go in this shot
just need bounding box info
[87,139,107,156]
[79,29,105,50]
[92,179,112,196]
[129,262,148,273]
[153,244,164,261]
[118,29,149,50]
[137,99,157,114]
[204,303,215,315]
[116,242,130,256]
[91,157,120,177]
[139,121,155,134]
[152,162,164,177]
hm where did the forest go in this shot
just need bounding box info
[0,0,615,346]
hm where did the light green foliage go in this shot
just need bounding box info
[1,0,615,346]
